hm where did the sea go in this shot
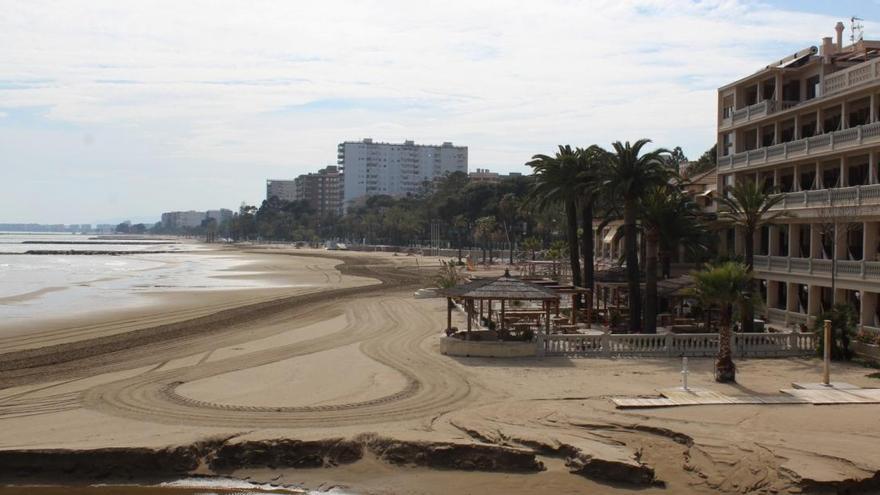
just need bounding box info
[0,232,288,328]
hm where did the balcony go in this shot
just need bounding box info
[769,183,880,210]
[753,255,880,281]
[721,99,799,128]
[718,121,880,172]
[720,57,880,130]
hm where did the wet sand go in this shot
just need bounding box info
[1,246,880,494]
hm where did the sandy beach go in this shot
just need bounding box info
[2,246,880,494]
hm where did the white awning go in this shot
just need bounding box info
[603,226,621,243]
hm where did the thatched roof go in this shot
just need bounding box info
[454,272,560,301]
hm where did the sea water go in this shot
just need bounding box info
[0,233,288,327]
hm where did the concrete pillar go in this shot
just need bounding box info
[872,93,877,123]
[774,121,781,144]
[768,225,779,256]
[834,288,846,305]
[840,156,846,187]
[787,282,799,314]
[789,224,799,257]
[842,101,849,128]
[835,225,847,260]
[870,151,877,185]
[774,168,781,188]
[775,73,783,102]
[816,161,823,188]
[810,224,822,258]
[794,114,801,139]
[808,285,822,318]
[767,280,779,309]
[735,227,746,257]
[861,292,878,328]
[865,222,879,262]
[817,108,823,134]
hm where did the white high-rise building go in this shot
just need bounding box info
[337,138,467,208]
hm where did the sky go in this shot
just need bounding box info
[2,0,879,224]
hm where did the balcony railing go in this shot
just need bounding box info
[768,183,880,210]
[823,57,880,98]
[721,58,880,130]
[718,121,880,172]
[753,255,880,281]
[721,99,799,128]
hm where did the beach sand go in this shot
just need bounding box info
[2,246,880,494]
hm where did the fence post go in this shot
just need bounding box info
[666,333,674,357]
[601,333,611,358]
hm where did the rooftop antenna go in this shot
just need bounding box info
[851,16,864,44]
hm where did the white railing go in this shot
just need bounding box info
[543,332,816,358]
[770,183,880,210]
[722,99,800,128]
[823,58,880,98]
[753,254,880,281]
[719,121,880,172]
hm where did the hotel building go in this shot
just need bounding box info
[337,138,467,208]
[716,22,880,331]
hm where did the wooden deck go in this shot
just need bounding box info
[612,386,880,409]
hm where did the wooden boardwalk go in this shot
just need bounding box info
[612,386,880,409]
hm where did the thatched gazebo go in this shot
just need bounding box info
[444,270,561,340]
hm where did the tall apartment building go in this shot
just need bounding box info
[161,210,208,229]
[337,138,467,208]
[266,179,296,202]
[716,22,880,332]
[293,165,343,216]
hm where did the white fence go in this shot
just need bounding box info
[541,332,817,358]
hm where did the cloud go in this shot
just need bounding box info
[0,0,872,222]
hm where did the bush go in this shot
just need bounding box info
[813,303,858,360]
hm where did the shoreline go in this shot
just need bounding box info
[1,248,880,494]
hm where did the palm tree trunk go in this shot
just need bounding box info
[742,228,755,333]
[645,229,659,334]
[716,304,736,382]
[624,197,641,332]
[581,201,594,290]
[565,201,583,292]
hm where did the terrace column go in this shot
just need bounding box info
[842,101,849,128]
[870,151,878,185]
[817,109,823,134]
[786,282,798,317]
[466,300,473,338]
[872,93,878,123]
[794,114,801,139]
[500,299,506,332]
[792,165,799,191]
[808,285,821,321]
[834,288,846,305]
[810,224,822,259]
[768,225,779,256]
[773,168,781,188]
[835,225,847,260]
[816,161,823,188]
[789,224,799,257]
[767,281,779,310]
[865,222,879,262]
[570,294,577,324]
[861,292,878,329]
[734,227,746,257]
[775,72,783,102]
[774,121,781,144]
[840,157,847,187]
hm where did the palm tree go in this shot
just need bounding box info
[691,261,753,383]
[527,146,583,290]
[718,180,785,333]
[603,139,672,332]
[575,145,607,297]
[640,184,710,333]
